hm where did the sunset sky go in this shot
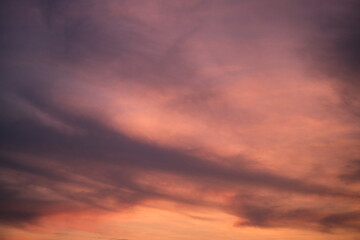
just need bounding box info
[1,0,360,239]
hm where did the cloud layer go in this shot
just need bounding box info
[1,1,360,239]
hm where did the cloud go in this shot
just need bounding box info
[305,0,360,117]
[320,211,360,232]
[0,183,82,227]
[1,0,360,238]
[339,160,360,183]
[230,193,360,232]
[1,91,358,198]
[1,92,359,231]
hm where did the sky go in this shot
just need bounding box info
[0,0,360,239]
